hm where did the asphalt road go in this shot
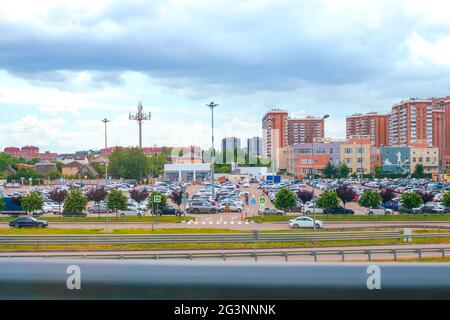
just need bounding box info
[3,243,449,262]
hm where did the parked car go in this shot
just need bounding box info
[289,216,323,229]
[186,201,219,214]
[9,216,48,228]
[420,205,445,214]
[88,204,112,214]
[367,206,393,215]
[219,203,243,213]
[258,207,284,216]
[156,205,184,216]
[323,207,355,215]
[118,205,144,216]
[303,204,323,214]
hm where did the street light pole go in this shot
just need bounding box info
[441,100,446,189]
[312,114,329,232]
[129,101,151,149]
[207,102,219,201]
[102,119,110,185]
[359,121,364,181]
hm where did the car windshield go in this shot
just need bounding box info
[1,2,448,304]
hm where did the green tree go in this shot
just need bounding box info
[338,162,350,178]
[0,195,5,211]
[21,192,44,214]
[109,147,149,180]
[64,188,87,216]
[274,188,298,221]
[442,191,450,209]
[373,165,383,177]
[148,191,168,213]
[400,191,423,210]
[323,162,338,178]
[107,189,128,218]
[316,190,339,209]
[148,153,169,178]
[414,164,424,175]
[357,189,382,210]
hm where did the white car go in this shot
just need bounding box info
[242,183,250,188]
[367,206,393,215]
[219,203,243,213]
[118,204,144,216]
[289,216,323,229]
[303,204,323,214]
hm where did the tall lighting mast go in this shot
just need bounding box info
[129,101,151,148]
[207,102,219,200]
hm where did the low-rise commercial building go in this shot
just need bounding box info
[164,163,211,182]
[339,136,371,176]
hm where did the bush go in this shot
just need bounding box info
[442,191,450,209]
[21,192,44,214]
[316,190,339,209]
[357,189,381,209]
[64,189,87,215]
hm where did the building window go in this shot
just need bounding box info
[345,148,352,154]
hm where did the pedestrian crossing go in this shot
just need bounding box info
[181,219,255,225]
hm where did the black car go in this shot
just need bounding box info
[323,207,355,215]
[9,216,48,228]
[156,205,184,216]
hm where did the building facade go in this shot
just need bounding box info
[3,146,57,161]
[221,137,241,154]
[247,137,262,157]
[346,112,389,147]
[262,109,289,159]
[339,136,371,176]
[287,116,325,145]
[389,98,434,147]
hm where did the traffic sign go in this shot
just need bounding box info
[259,196,266,205]
[153,195,162,203]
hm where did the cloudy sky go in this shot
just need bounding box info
[0,0,450,152]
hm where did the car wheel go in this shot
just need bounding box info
[193,209,200,214]
[368,211,374,215]
[15,224,20,229]
[293,224,300,229]
[315,223,321,229]
[220,209,224,213]
[237,209,242,213]
[211,209,217,214]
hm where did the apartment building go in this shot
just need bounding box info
[287,116,325,145]
[262,109,326,159]
[389,98,434,147]
[247,137,263,157]
[221,137,241,154]
[262,109,289,159]
[346,112,389,147]
[381,143,439,174]
[339,136,371,176]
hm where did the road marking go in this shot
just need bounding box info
[201,221,206,225]
[187,221,192,225]
[230,221,235,225]
[237,221,242,225]
[223,221,227,225]
[209,221,213,225]
[194,221,199,225]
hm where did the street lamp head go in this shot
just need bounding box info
[323,114,330,120]
[206,101,219,109]
[441,100,445,107]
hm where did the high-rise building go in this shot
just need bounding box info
[262,109,327,159]
[431,98,450,167]
[287,116,325,145]
[221,137,241,154]
[247,137,262,156]
[346,112,389,147]
[388,98,434,147]
[262,109,289,158]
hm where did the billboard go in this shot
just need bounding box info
[381,147,411,174]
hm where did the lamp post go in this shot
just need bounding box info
[102,119,110,185]
[359,121,364,181]
[312,114,329,232]
[207,102,219,201]
[440,100,446,188]
[129,101,151,149]
[270,117,276,183]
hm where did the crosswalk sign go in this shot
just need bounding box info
[154,195,162,203]
[259,196,266,205]
[251,198,257,205]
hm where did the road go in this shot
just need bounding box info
[3,243,449,262]
[2,219,450,230]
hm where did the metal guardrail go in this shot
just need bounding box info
[0,231,404,245]
[2,246,449,262]
[1,259,450,299]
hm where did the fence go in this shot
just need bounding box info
[2,259,450,299]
